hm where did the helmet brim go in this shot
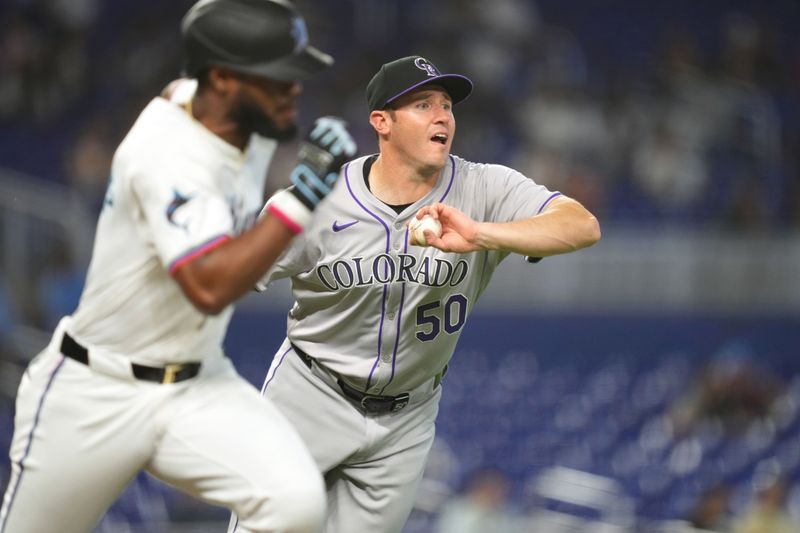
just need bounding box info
[227,46,333,82]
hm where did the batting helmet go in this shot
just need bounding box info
[181,0,333,81]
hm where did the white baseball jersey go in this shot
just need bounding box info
[70,96,275,365]
[263,153,560,395]
[1,91,327,533]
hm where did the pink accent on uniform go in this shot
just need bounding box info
[168,235,231,274]
[267,204,304,235]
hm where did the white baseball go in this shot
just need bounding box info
[410,215,442,246]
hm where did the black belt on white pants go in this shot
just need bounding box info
[60,332,201,384]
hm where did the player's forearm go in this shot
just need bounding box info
[174,214,295,314]
[475,197,601,257]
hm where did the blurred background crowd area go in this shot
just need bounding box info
[1,0,799,228]
[1,0,800,532]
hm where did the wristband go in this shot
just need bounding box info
[266,188,313,234]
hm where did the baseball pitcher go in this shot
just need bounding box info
[235,55,601,533]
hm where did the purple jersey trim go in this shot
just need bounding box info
[345,157,457,392]
[379,226,411,395]
[260,344,293,395]
[537,192,562,214]
[1,356,66,533]
[439,155,457,201]
[345,163,391,390]
[380,157,455,392]
[366,285,389,390]
[344,161,391,253]
[382,281,407,394]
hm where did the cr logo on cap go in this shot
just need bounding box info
[414,57,440,77]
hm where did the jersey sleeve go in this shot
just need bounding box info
[130,162,235,274]
[472,163,561,268]
[481,163,561,223]
[254,201,316,291]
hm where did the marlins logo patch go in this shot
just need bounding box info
[290,16,309,54]
[166,190,193,231]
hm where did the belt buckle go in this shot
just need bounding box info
[161,363,184,384]
[391,393,410,412]
[359,393,410,414]
[359,395,388,414]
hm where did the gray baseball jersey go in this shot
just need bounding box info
[263,153,560,395]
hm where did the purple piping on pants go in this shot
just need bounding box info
[1,355,66,533]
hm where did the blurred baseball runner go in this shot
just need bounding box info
[236,55,601,532]
[0,1,356,532]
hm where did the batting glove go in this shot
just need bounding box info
[290,116,356,208]
[268,116,357,232]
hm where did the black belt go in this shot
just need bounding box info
[290,342,410,414]
[60,332,201,384]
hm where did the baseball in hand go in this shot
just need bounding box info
[409,215,442,246]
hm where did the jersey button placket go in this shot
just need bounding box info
[394,221,405,251]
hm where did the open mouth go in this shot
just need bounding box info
[431,133,448,145]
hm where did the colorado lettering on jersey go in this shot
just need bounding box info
[315,254,469,290]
